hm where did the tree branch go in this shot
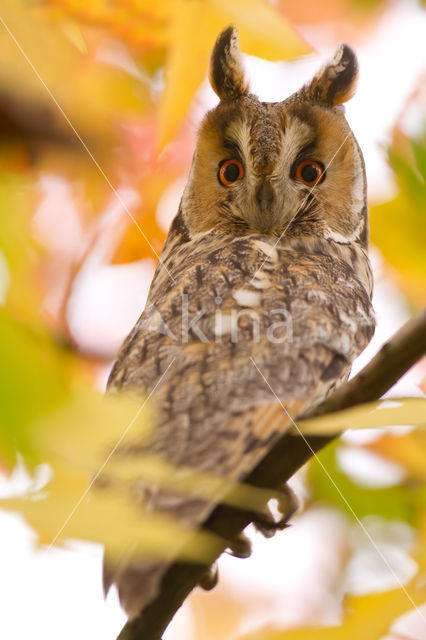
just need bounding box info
[117,308,426,640]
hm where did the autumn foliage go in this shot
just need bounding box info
[0,1,425,639]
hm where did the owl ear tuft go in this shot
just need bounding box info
[300,43,358,107]
[209,26,249,101]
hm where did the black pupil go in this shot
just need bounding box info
[223,162,240,182]
[301,163,319,183]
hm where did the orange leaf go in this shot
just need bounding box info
[366,431,426,483]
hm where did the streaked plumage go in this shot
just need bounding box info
[105,26,375,618]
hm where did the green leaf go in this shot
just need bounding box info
[309,441,425,522]
[0,311,69,466]
[370,130,426,307]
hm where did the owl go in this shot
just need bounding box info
[105,27,375,620]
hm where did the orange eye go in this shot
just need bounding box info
[294,160,324,186]
[218,159,244,186]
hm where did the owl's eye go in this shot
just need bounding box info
[218,159,244,186]
[294,160,324,186]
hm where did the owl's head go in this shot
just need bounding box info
[181,26,368,249]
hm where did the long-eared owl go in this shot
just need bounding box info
[105,26,375,619]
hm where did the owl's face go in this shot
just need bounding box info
[181,28,368,250]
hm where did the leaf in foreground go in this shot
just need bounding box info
[296,397,426,436]
[370,130,426,307]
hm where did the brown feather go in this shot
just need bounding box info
[104,28,375,619]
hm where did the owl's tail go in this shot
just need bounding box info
[103,560,167,620]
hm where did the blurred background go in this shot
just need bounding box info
[0,0,425,639]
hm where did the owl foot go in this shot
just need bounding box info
[199,531,252,592]
[253,485,298,538]
[199,562,218,591]
[226,532,252,559]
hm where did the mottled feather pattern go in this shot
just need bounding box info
[104,26,375,619]
[106,233,374,613]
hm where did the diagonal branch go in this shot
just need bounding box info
[117,308,426,640]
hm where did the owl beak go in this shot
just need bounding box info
[254,180,276,233]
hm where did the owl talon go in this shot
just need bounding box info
[254,518,278,538]
[253,485,298,538]
[199,562,218,591]
[226,532,252,559]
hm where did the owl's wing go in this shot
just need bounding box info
[105,233,375,617]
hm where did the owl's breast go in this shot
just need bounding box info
[108,233,375,401]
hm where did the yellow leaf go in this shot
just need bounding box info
[1,387,222,563]
[158,0,311,148]
[104,451,281,514]
[213,0,311,61]
[0,0,146,146]
[242,590,426,639]
[38,389,153,469]
[370,131,426,308]
[157,1,227,149]
[296,398,426,436]
[4,468,220,563]
[367,430,426,482]
[42,0,310,147]
[60,18,88,54]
